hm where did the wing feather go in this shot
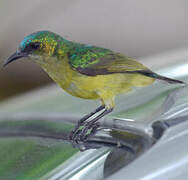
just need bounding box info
[68,45,148,76]
[68,44,184,84]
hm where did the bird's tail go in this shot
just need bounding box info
[138,70,185,84]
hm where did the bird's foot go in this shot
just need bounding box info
[77,122,100,142]
[69,120,84,141]
[70,122,100,146]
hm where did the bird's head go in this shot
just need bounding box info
[4,31,68,67]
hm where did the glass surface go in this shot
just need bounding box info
[1,50,188,179]
[0,119,78,180]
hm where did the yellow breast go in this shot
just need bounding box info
[39,56,155,104]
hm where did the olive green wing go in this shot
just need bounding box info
[68,45,149,76]
[68,45,185,84]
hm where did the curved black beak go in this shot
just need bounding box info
[3,51,28,67]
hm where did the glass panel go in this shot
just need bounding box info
[1,52,188,179]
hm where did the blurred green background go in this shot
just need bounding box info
[1,0,188,99]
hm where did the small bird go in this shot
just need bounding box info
[4,31,185,143]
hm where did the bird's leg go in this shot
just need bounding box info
[74,108,113,142]
[69,105,105,140]
[78,105,105,125]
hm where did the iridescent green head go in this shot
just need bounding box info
[4,31,67,66]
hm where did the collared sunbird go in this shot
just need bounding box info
[4,31,185,143]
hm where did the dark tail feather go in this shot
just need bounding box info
[138,70,185,84]
[154,74,185,84]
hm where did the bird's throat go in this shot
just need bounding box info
[37,56,74,90]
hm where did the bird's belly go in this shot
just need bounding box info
[46,62,154,100]
[68,73,132,99]
[65,81,99,99]
[59,73,124,100]
[42,61,100,99]
[69,72,155,100]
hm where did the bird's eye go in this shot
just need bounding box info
[30,42,40,50]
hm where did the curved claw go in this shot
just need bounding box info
[70,122,100,146]
[69,122,84,140]
[71,129,82,144]
[77,122,100,142]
